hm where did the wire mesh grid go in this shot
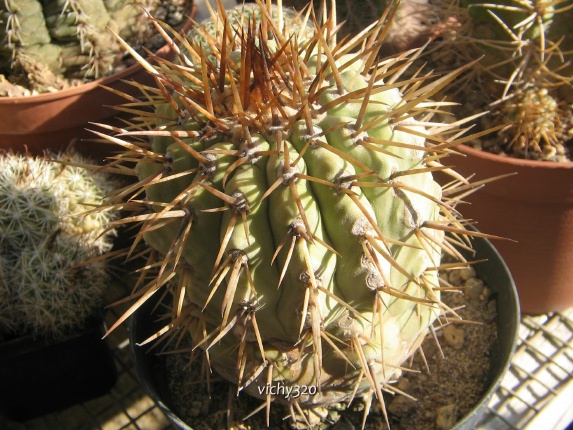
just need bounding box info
[2,305,573,430]
[477,308,573,430]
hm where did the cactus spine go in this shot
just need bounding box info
[282,0,438,56]
[0,151,119,339]
[96,1,490,427]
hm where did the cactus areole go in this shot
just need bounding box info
[99,1,486,427]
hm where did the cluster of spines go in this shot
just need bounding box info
[95,1,496,427]
[0,151,119,339]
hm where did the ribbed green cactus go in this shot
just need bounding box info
[0,0,160,93]
[95,1,490,427]
[0,151,119,339]
[424,0,573,161]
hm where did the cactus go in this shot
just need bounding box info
[95,1,491,427]
[0,151,119,339]
[422,0,573,161]
[0,0,162,93]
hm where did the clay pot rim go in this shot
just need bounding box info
[456,143,573,170]
[0,60,152,105]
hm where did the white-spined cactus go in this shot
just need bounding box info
[96,1,491,427]
[0,151,119,339]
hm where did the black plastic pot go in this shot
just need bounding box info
[129,233,520,429]
[0,317,118,422]
[452,232,520,429]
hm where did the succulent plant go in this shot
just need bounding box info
[0,151,119,339]
[422,0,573,161]
[95,1,492,427]
[0,0,163,94]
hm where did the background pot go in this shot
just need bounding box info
[0,67,148,161]
[444,144,573,314]
[0,16,194,162]
[0,316,118,422]
[129,233,520,429]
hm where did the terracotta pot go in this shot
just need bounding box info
[445,144,573,314]
[0,13,195,162]
[0,68,146,161]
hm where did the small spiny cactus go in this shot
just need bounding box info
[0,151,119,339]
[421,0,573,161]
[94,1,494,427]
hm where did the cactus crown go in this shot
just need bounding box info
[0,151,119,339]
[95,1,491,427]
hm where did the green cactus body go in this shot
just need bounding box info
[97,1,482,427]
[463,0,570,42]
[0,0,159,92]
[0,152,119,338]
